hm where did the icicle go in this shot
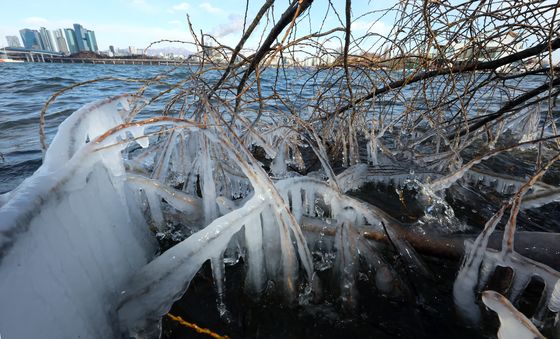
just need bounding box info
[170,132,187,181]
[210,253,229,320]
[454,201,560,326]
[244,213,265,294]
[275,209,300,300]
[279,205,315,289]
[481,290,545,339]
[261,206,282,281]
[453,207,505,325]
[290,188,303,223]
[128,125,149,148]
[368,128,379,165]
[271,141,288,177]
[100,147,127,183]
[152,130,182,182]
[210,129,316,291]
[342,138,349,168]
[333,212,360,312]
[118,195,266,338]
[306,187,316,217]
[495,178,510,195]
[275,175,430,286]
[349,126,360,165]
[145,190,165,229]
[201,135,218,225]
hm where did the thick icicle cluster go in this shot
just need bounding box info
[0,94,422,338]
[115,108,425,337]
[453,200,560,329]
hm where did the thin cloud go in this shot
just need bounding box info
[199,2,224,14]
[124,0,159,13]
[171,2,190,12]
[211,14,243,38]
[352,20,390,36]
[20,18,80,29]
[93,23,194,50]
[22,17,50,26]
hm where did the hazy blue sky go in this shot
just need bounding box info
[0,0,395,52]
[1,0,557,63]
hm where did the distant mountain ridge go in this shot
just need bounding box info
[145,46,193,57]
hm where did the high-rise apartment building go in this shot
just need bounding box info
[5,36,22,48]
[73,24,89,52]
[19,29,44,50]
[53,29,69,54]
[39,27,56,52]
[64,28,78,54]
[85,30,98,52]
[72,24,98,52]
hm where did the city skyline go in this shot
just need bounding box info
[5,24,176,58]
[0,1,395,53]
[13,24,98,55]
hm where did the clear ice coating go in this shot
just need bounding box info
[453,193,560,328]
[0,96,156,338]
[481,290,545,339]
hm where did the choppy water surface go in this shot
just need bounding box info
[0,63,324,192]
[0,63,177,192]
[0,62,547,194]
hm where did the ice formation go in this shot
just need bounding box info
[481,290,545,339]
[117,139,423,336]
[0,95,156,338]
[506,106,542,144]
[1,91,559,339]
[454,197,560,327]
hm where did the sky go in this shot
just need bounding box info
[0,0,394,53]
[0,0,557,62]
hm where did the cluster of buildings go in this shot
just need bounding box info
[5,24,98,55]
[108,46,145,57]
[5,27,161,59]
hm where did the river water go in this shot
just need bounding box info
[0,62,329,192]
[0,63,188,192]
[0,62,549,194]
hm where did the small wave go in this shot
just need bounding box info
[42,76,75,82]
[0,116,40,129]
[0,108,75,130]
[0,158,42,194]
[3,149,42,157]
[12,83,70,94]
